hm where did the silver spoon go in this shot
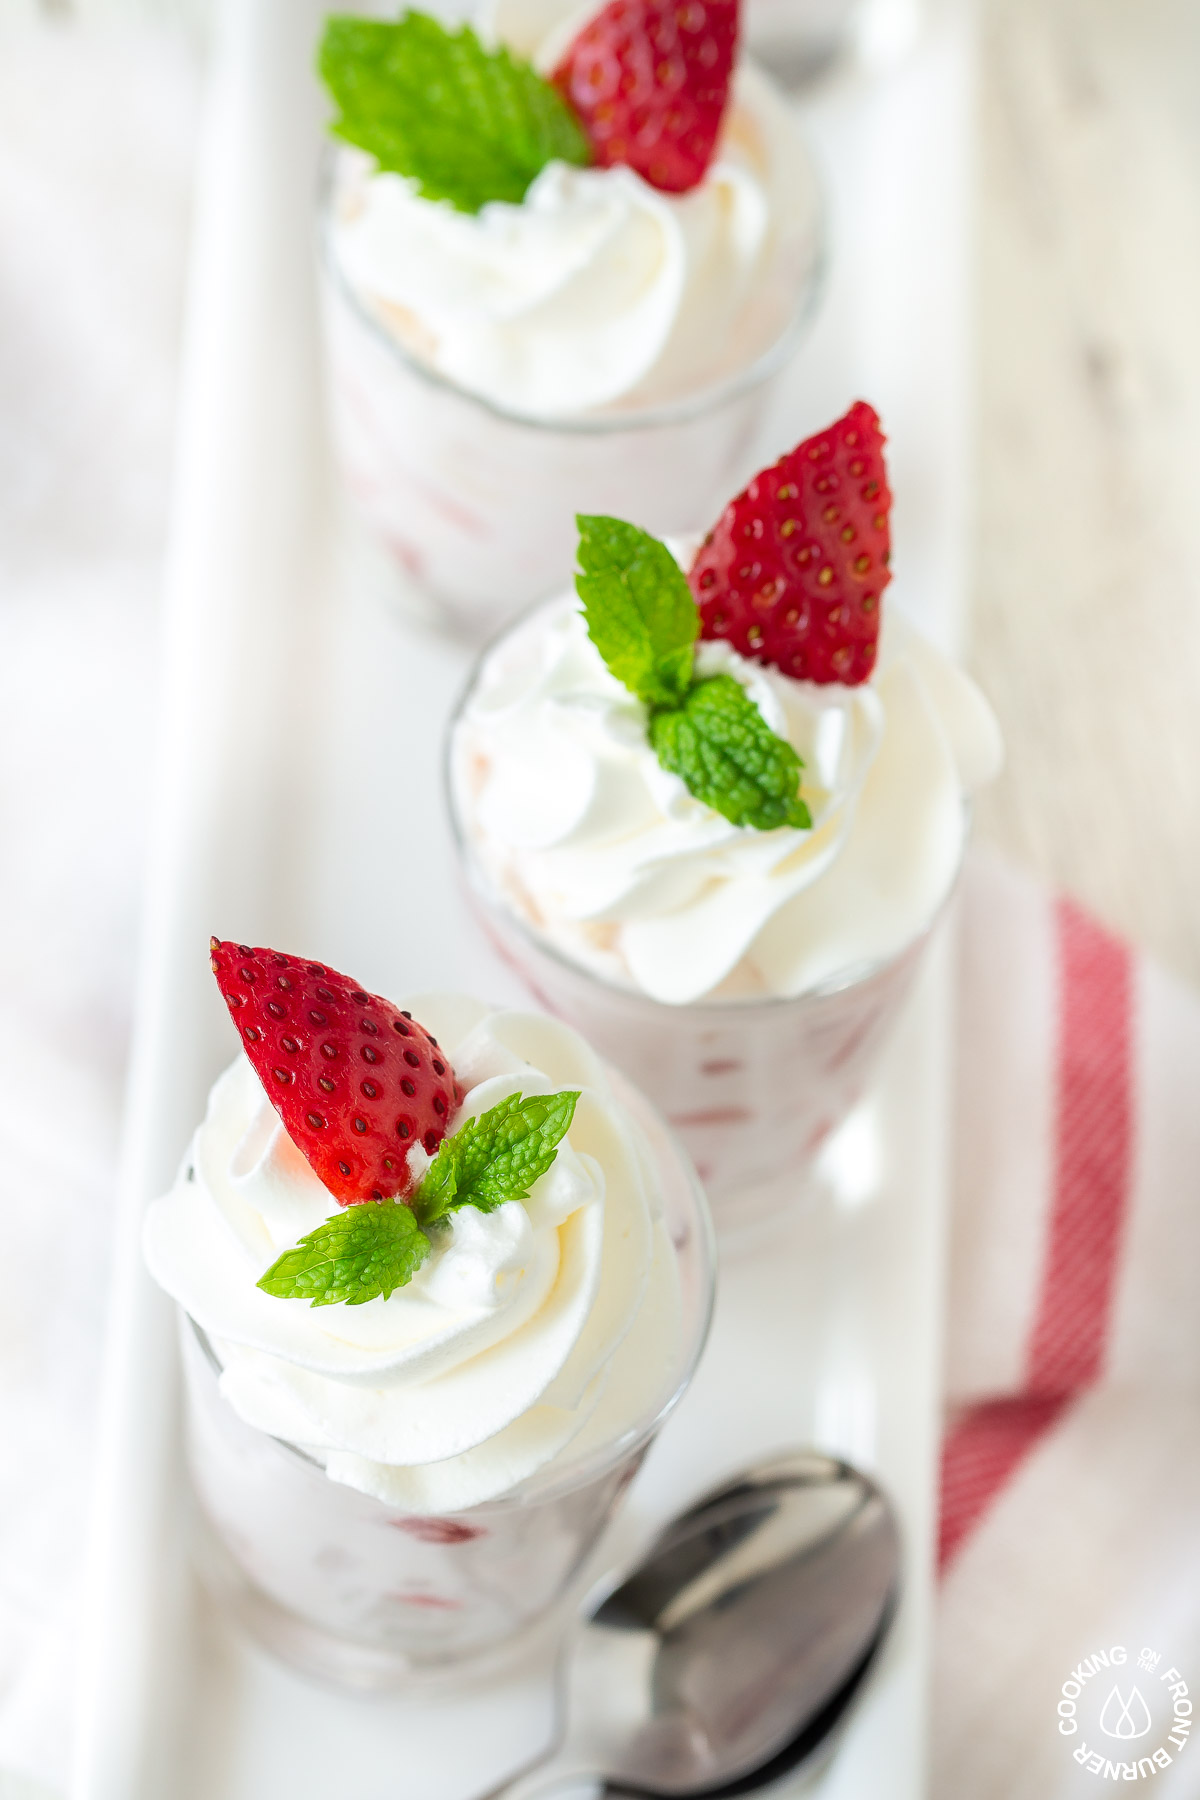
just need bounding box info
[481,1450,900,1799]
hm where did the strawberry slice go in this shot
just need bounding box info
[552,0,738,196]
[210,940,461,1206]
[690,400,893,685]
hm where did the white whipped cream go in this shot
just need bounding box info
[327,51,818,419]
[451,598,1003,1004]
[145,998,682,1512]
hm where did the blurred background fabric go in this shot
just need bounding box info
[0,21,198,1798]
[972,0,1200,990]
[0,1,1198,1796]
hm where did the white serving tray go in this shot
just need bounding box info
[70,1,973,1793]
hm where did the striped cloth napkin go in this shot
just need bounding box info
[935,850,1200,1797]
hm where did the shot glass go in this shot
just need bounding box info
[447,624,960,1232]
[318,145,824,639]
[178,1078,713,1689]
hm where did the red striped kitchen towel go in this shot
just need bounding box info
[935,850,1200,1797]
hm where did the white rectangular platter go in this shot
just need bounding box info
[70,1,973,1794]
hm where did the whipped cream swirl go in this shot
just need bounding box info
[145,998,683,1513]
[451,598,1003,1004]
[327,49,819,419]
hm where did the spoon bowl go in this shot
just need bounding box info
[482,1451,900,1798]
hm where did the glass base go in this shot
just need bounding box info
[193,1504,570,1694]
[708,1161,825,1244]
[336,506,504,648]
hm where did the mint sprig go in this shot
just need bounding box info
[319,13,590,215]
[258,1201,430,1308]
[418,1089,580,1225]
[576,517,697,709]
[257,1088,580,1308]
[576,514,811,833]
[651,675,812,831]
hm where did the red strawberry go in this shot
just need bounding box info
[210,940,461,1206]
[553,0,738,196]
[690,400,893,685]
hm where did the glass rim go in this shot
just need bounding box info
[183,1083,714,1515]
[444,592,970,1017]
[316,112,829,436]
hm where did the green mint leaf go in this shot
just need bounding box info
[258,1201,430,1307]
[318,13,590,215]
[575,515,699,709]
[417,1089,580,1226]
[415,1091,521,1222]
[257,1089,581,1310]
[649,674,813,832]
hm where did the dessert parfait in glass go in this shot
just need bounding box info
[318,0,823,631]
[144,942,713,1687]
[448,401,1003,1225]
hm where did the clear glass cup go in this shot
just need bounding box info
[317,138,825,639]
[178,1077,714,1689]
[446,616,959,1231]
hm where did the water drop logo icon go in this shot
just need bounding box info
[1098,1685,1153,1740]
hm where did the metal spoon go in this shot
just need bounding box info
[481,1451,900,1799]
